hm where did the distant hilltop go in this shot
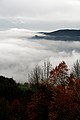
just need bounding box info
[32,29,80,41]
[43,29,80,36]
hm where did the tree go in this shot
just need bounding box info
[49,61,69,87]
[26,85,50,120]
[72,59,80,79]
[28,60,52,88]
[41,60,52,85]
[28,65,41,89]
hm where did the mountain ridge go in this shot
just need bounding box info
[42,29,80,36]
[32,29,80,41]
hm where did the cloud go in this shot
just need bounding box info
[0,0,80,22]
[0,0,80,31]
[0,28,80,82]
[0,29,54,82]
[0,0,80,82]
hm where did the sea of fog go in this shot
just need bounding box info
[0,28,80,82]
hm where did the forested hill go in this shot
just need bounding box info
[32,29,80,41]
[43,29,80,36]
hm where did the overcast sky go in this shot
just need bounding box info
[0,0,80,30]
[0,0,80,82]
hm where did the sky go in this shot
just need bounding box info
[0,0,80,82]
[0,0,80,30]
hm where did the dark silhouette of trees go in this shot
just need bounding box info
[0,61,80,120]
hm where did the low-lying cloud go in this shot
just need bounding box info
[0,28,80,82]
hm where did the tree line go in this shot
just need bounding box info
[0,60,80,120]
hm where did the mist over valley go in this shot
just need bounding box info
[0,28,80,82]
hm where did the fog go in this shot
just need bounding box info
[0,28,80,82]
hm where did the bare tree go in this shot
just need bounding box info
[41,60,52,85]
[72,59,80,79]
[28,65,41,89]
[28,60,52,87]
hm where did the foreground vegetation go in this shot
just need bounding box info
[0,60,80,120]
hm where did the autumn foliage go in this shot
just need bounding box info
[0,61,80,120]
